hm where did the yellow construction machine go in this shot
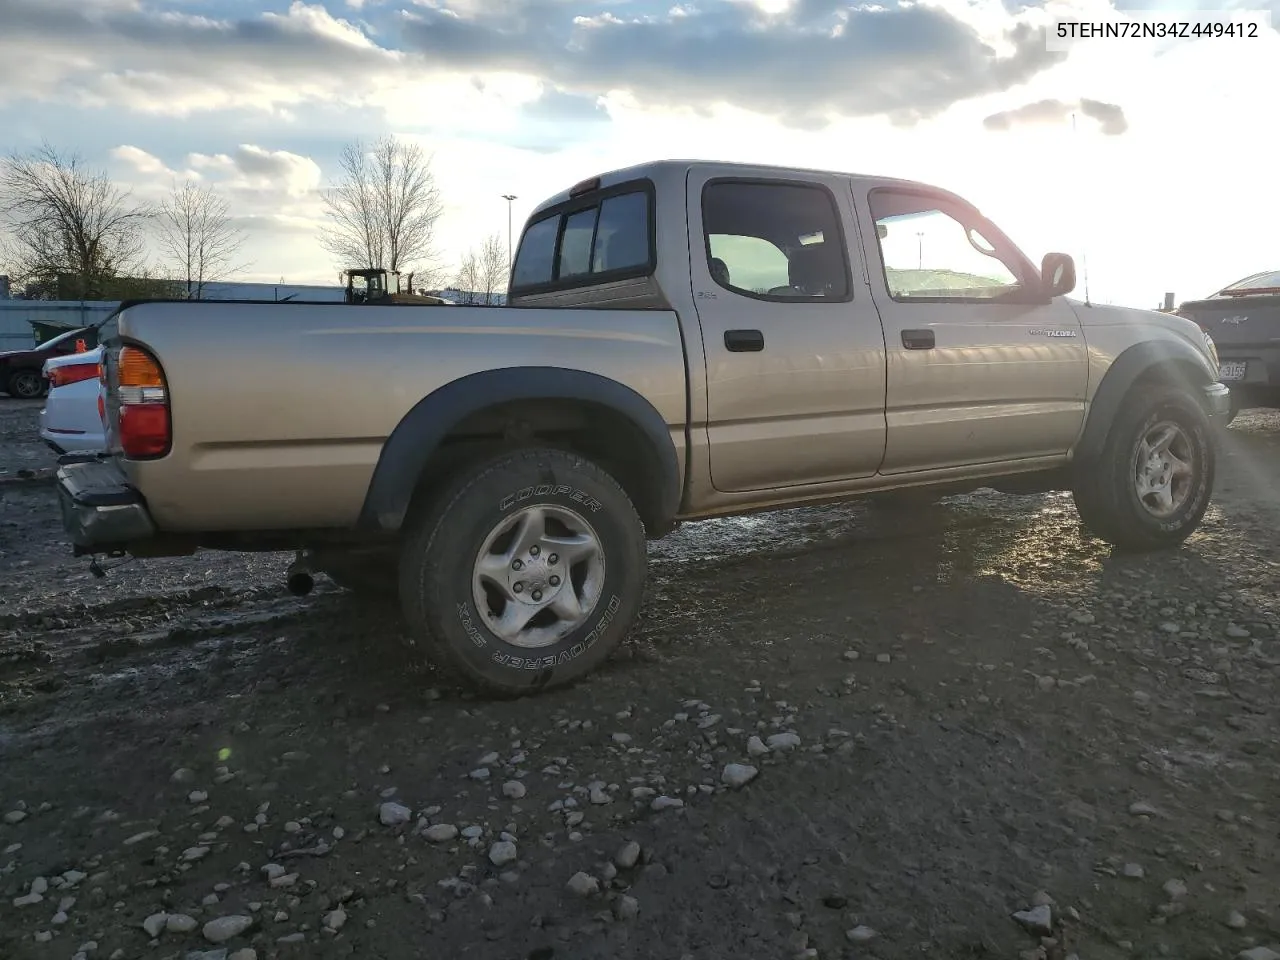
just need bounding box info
[343,268,449,306]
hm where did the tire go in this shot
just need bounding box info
[1072,385,1214,551]
[398,447,648,697]
[5,369,46,399]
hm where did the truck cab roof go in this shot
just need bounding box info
[527,159,967,220]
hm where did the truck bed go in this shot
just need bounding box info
[109,300,688,532]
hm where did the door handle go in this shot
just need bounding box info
[725,329,765,352]
[901,329,935,350]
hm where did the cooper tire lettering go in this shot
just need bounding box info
[500,486,602,512]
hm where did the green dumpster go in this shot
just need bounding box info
[30,320,98,348]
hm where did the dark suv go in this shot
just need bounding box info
[0,327,97,399]
[1176,270,1280,422]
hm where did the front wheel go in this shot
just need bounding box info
[1072,385,1215,551]
[398,447,648,697]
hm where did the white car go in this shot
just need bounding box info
[40,346,106,454]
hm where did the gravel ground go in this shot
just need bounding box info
[2,398,1280,960]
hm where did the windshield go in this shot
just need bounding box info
[1215,270,1280,296]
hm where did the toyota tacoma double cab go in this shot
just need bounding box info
[55,159,1231,696]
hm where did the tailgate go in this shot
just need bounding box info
[1178,294,1280,349]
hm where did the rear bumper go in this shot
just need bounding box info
[40,428,106,455]
[56,457,156,555]
[1216,344,1280,390]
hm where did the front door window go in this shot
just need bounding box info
[870,192,1028,301]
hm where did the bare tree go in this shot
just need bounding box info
[0,143,151,299]
[451,233,508,305]
[475,233,508,304]
[155,180,248,299]
[453,250,481,304]
[319,137,443,281]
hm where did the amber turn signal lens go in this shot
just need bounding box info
[118,346,165,388]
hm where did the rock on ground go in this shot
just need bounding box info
[766,732,801,751]
[425,823,459,842]
[1012,904,1053,936]
[721,763,759,788]
[142,912,167,937]
[489,840,518,867]
[166,913,198,933]
[566,872,600,897]
[378,802,412,826]
[203,915,254,944]
[615,841,642,869]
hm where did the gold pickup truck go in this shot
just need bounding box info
[56,159,1230,696]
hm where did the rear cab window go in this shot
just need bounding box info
[510,180,655,295]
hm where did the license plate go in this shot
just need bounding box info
[1219,361,1247,381]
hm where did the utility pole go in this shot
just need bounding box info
[501,194,517,271]
[1071,112,1091,306]
[916,231,924,270]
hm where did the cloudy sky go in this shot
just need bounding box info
[0,0,1276,306]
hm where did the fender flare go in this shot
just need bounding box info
[1075,339,1214,464]
[357,366,681,532]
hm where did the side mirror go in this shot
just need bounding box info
[1041,252,1076,298]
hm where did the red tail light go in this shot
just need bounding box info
[48,361,101,389]
[115,345,171,458]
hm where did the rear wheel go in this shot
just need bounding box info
[1072,385,1214,551]
[5,369,46,399]
[398,447,647,697]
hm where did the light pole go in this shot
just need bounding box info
[916,231,924,270]
[501,194,517,271]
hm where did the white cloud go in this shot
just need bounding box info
[0,0,407,117]
[111,145,174,177]
[185,146,323,197]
